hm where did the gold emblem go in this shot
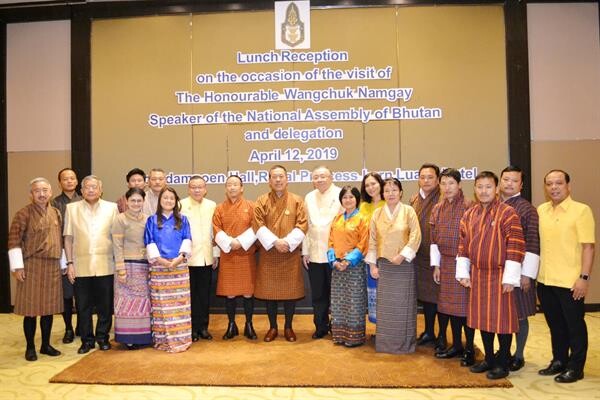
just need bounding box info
[281,2,305,47]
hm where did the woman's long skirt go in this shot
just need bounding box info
[114,259,152,345]
[149,262,192,353]
[367,265,378,323]
[375,258,417,354]
[331,262,367,346]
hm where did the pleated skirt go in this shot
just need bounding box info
[375,258,417,354]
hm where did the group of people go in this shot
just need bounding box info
[8,163,594,384]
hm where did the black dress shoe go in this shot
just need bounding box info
[509,357,525,371]
[470,360,492,373]
[97,340,111,351]
[77,342,95,354]
[192,332,200,342]
[40,345,61,356]
[126,344,140,350]
[435,347,463,359]
[244,322,257,340]
[538,360,566,376]
[312,330,327,339]
[62,329,75,344]
[461,349,475,367]
[199,328,213,340]
[416,332,436,346]
[223,322,239,340]
[434,336,447,353]
[487,366,509,380]
[554,369,584,383]
[25,348,37,361]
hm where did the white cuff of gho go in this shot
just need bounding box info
[284,228,306,252]
[215,231,232,253]
[430,244,441,267]
[256,226,278,250]
[8,248,24,271]
[502,260,522,287]
[455,257,471,280]
[179,239,192,258]
[236,228,257,251]
[521,252,540,279]
[400,246,416,263]
[146,243,161,261]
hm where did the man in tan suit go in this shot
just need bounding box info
[64,175,118,354]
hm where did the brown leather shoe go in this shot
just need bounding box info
[264,328,278,342]
[284,328,297,342]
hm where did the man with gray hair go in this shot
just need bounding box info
[64,175,119,354]
[302,166,342,339]
[8,178,65,361]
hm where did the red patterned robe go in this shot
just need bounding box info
[430,190,473,317]
[457,198,525,334]
[213,196,257,296]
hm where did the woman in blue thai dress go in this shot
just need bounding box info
[144,187,192,353]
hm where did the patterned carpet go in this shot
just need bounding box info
[0,313,598,400]
[49,315,508,388]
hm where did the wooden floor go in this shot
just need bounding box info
[0,312,598,400]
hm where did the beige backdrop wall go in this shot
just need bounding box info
[528,2,600,303]
[92,5,507,203]
[6,20,71,304]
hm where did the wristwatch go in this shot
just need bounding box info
[579,274,590,281]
